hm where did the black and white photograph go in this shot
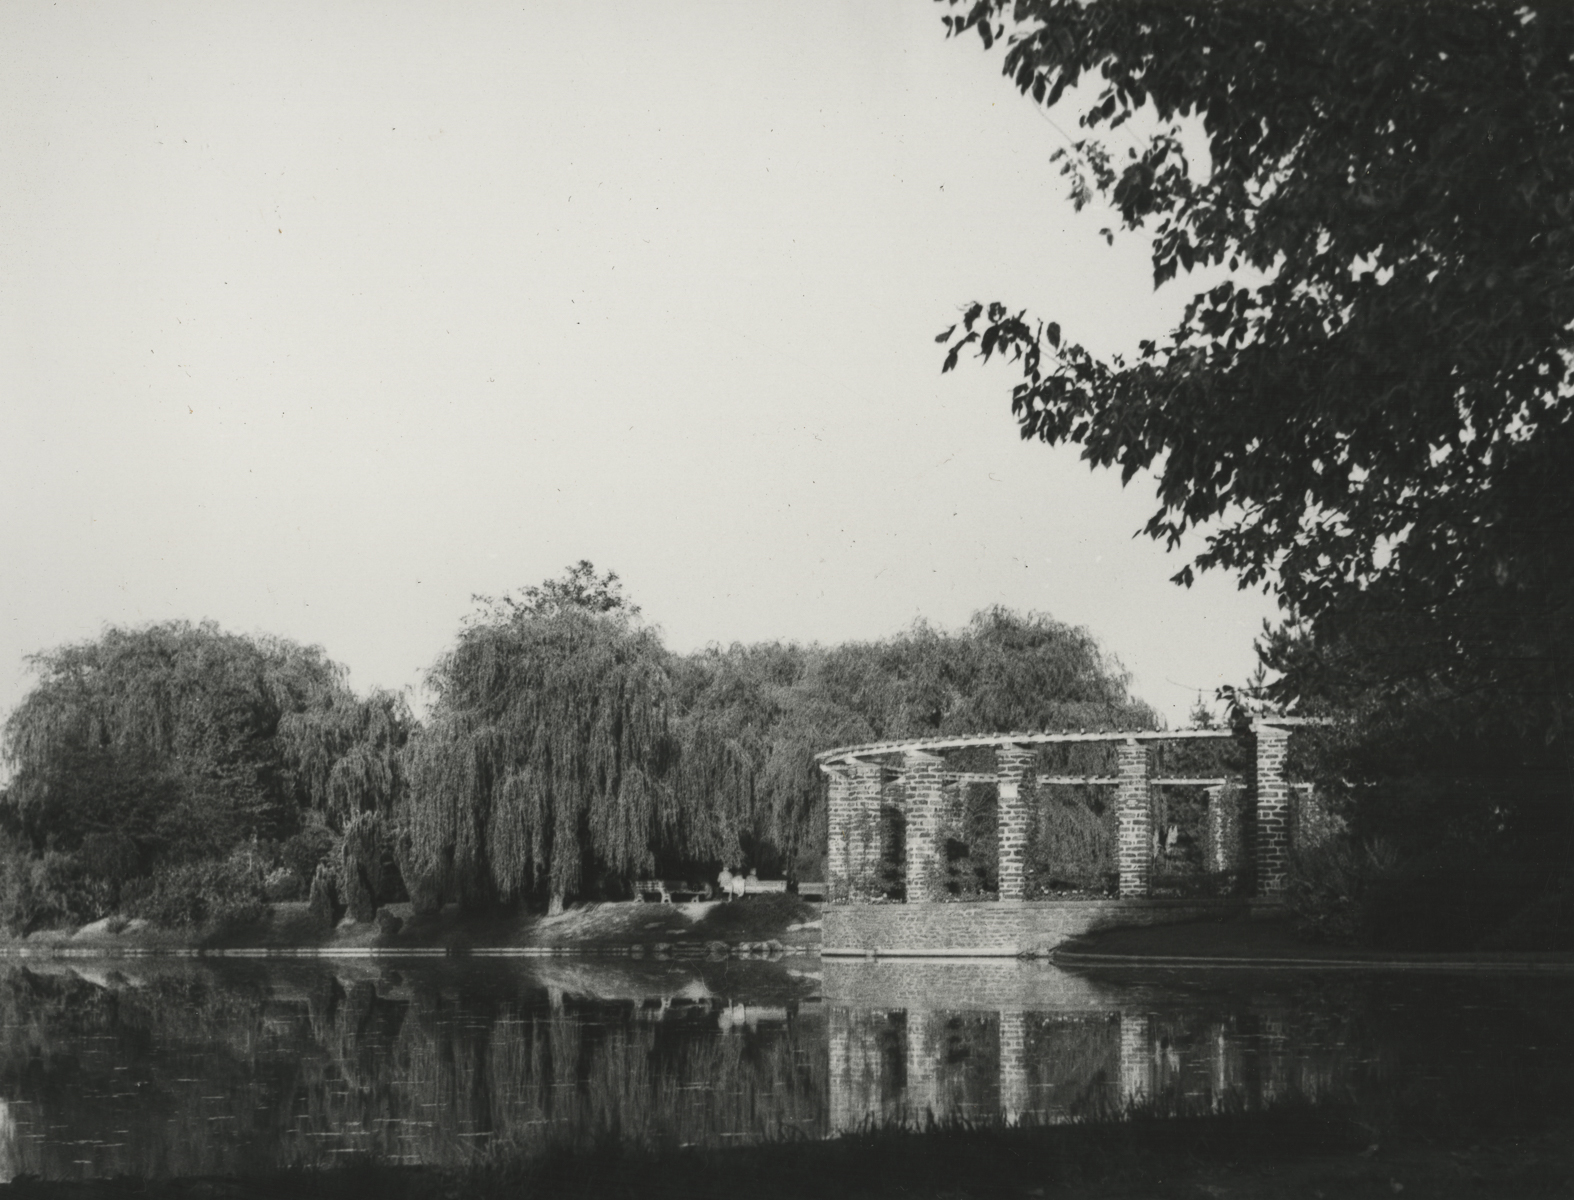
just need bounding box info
[2,2,1571,1196]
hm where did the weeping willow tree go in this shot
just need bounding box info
[1,622,345,856]
[276,688,411,824]
[0,621,416,930]
[403,600,687,914]
[670,644,876,881]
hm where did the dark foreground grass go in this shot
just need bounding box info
[5,1099,1572,1200]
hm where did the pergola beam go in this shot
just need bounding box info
[816,727,1239,770]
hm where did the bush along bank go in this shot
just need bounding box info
[0,892,824,958]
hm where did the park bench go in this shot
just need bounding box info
[633,880,712,904]
[740,877,787,896]
[795,880,827,901]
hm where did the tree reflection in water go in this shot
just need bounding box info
[0,957,1569,1180]
[0,959,826,1179]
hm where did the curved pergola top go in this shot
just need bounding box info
[808,721,1324,770]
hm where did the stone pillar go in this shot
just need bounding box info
[1115,740,1152,899]
[998,1009,1029,1125]
[996,746,1036,902]
[826,766,853,903]
[902,750,945,902]
[1206,782,1244,875]
[847,760,884,901]
[1254,724,1292,897]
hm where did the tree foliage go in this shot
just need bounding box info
[403,597,682,912]
[936,0,1574,742]
[674,607,1157,883]
[0,621,409,931]
[403,563,1156,909]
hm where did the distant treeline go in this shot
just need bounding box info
[0,564,1157,932]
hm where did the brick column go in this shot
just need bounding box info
[996,746,1035,902]
[847,760,884,901]
[825,766,853,903]
[1254,724,1291,897]
[1115,740,1152,898]
[902,750,945,902]
[998,1009,1028,1124]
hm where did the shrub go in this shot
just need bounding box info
[0,850,91,935]
[1365,856,1553,951]
[307,861,340,925]
[1290,836,1568,950]
[340,811,384,923]
[128,848,266,930]
[282,825,338,885]
[1484,873,1574,951]
[1285,836,1399,945]
[1151,870,1248,900]
[263,866,305,902]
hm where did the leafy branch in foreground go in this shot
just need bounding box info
[936,0,1574,740]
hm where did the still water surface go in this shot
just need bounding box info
[0,955,1568,1179]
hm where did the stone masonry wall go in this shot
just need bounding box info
[824,897,1258,957]
[823,956,1129,1012]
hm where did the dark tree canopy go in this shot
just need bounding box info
[937,0,1574,740]
[2,622,345,855]
[0,622,408,929]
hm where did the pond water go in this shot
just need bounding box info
[0,955,1569,1180]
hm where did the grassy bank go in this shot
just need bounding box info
[2,893,822,957]
[3,1105,1570,1200]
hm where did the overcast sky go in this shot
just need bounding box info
[2,0,1280,731]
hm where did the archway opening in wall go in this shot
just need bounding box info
[940,781,1000,901]
[1025,742,1118,899]
[1150,782,1211,896]
[1152,730,1250,898]
[1026,785,1117,898]
[877,799,906,902]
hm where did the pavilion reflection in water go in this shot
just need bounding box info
[824,960,1326,1131]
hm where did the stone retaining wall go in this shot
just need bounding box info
[824,898,1274,957]
[823,957,1130,1011]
